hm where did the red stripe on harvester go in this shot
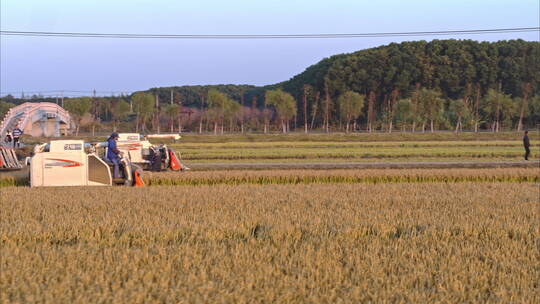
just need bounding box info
[46,158,83,167]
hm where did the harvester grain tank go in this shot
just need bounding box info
[114,133,188,171]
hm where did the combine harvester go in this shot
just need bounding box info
[114,133,188,172]
[1,140,144,187]
[0,132,187,187]
[30,140,144,187]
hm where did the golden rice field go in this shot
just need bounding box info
[145,168,539,186]
[1,173,539,303]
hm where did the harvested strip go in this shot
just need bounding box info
[170,131,540,143]
[182,151,525,160]
[178,145,527,161]
[188,160,539,169]
[175,140,527,150]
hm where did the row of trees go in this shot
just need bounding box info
[2,87,538,135]
[37,85,539,135]
[2,87,539,135]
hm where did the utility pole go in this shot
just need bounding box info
[240,91,245,134]
[92,89,97,118]
[178,93,183,133]
[303,85,308,133]
[324,81,330,133]
[93,89,99,136]
[155,93,160,133]
[61,91,64,108]
[198,91,205,134]
[170,89,173,105]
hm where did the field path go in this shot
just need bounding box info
[188,160,540,170]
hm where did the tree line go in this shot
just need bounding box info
[1,39,539,134]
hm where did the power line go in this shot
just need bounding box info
[0,90,132,97]
[1,27,538,39]
[1,90,90,94]
[0,90,131,94]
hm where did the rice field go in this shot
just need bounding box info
[1,174,539,303]
[2,132,539,302]
[145,168,539,186]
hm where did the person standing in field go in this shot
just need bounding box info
[11,127,23,148]
[523,130,531,161]
[107,132,121,178]
[5,130,12,146]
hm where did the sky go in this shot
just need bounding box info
[1,0,539,96]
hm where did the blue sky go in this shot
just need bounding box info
[1,0,539,96]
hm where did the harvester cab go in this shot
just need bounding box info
[30,140,144,187]
[114,133,187,172]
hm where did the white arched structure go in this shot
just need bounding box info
[0,102,75,139]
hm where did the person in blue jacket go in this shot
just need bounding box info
[12,127,23,148]
[107,132,121,178]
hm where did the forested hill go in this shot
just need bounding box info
[138,39,540,132]
[149,39,539,104]
[280,39,539,100]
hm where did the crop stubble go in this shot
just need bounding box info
[170,140,535,163]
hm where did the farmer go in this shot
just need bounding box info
[11,127,23,148]
[5,130,12,146]
[107,132,121,178]
[523,130,531,161]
